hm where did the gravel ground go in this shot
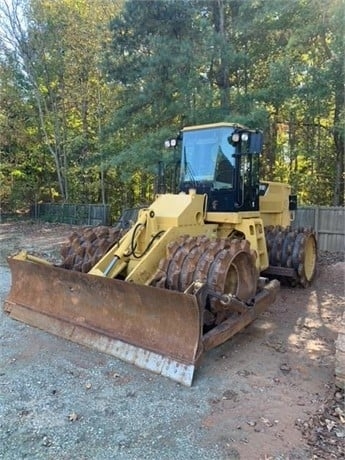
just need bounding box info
[0,221,344,460]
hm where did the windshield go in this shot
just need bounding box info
[180,126,236,188]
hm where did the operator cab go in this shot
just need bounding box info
[170,123,263,213]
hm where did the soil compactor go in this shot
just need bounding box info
[4,122,317,386]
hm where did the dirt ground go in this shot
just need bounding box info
[0,220,344,460]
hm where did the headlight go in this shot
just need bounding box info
[231,133,240,143]
[164,138,177,148]
[241,133,249,142]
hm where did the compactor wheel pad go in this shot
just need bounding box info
[60,226,125,272]
[151,236,257,327]
[265,226,317,286]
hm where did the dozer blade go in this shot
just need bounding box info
[4,257,203,386]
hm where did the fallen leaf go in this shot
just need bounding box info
[68,411,79,422]
[325,418,336,431]
[260,417,273,427]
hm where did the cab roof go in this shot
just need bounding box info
[182,122,248,132]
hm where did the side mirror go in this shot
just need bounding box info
[249,132,263,154]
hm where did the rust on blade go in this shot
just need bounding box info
[4,257,204,385]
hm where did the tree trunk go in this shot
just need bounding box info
[333,86,344,206]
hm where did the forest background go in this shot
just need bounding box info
[0,0,344,219]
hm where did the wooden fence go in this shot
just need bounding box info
[293,206,345,252]
[30,203,344,252]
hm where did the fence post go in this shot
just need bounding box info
[315,206,319,241]
[103,205,107,225]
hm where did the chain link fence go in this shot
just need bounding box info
[30,203,111,226]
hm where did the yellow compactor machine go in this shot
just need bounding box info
[4,123,317,385]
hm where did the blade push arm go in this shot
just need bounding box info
[88,211,148,278]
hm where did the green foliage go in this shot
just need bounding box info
[0,0,343,213]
